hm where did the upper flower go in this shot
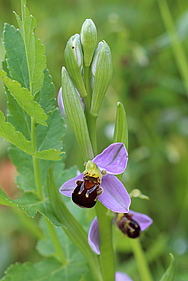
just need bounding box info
[59,142,130,212]
[88,210,153,255]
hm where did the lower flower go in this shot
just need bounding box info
[88,210,153,255]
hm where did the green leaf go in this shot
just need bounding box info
[36,217,86,263]
[53,164,77,193]
[14,2,46,95]
[2,57,31,140]
[35,149,63,161]
[0,111,62,160]
[0,160,78,225]
[0,70,47,126]
[0,189,17,208]
[159,253,175,281]
[0,256,87,281]
[8,144,71,193]
[6,69,55,140]
[9,148,35,192]
[36,108,66,151]
[31,36,46,95]
[3,23,29,89]
[36,217,64,257]
[7,110,66,192]
[7,92,31,140]
[0,189,60,226]
[0,110,35,154]
[37,69,55,114]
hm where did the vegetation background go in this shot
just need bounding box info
[0,0,187,280]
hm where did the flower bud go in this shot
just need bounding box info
[113,102,128,149]
[64,34,87,97]
[129,189,149,200]
[61,67,93,161]
[80,19,97,67]
[58,87,85,118]
[90,41,113,117]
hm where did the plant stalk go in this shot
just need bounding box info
[83,65,98,156]
[45,218,66,264]
[95,202,115,281]
[129,238,153,281]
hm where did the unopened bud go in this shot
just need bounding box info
[58,87,85,118]
[90,41,113,117]
[80,19,97,67]
[113,102,128,150]
[64,34,87,97]
[129,189,149,200]
[61,67,93,161]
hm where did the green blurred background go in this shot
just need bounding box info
[0,0,188,280]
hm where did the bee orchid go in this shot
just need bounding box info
[59,143,131,212]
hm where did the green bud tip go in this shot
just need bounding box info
[80,19,97,67]
[65,33,83,68]
[90,40,113,117]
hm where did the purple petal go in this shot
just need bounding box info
[116,272,133,281]
[58,87,67,117]
[93,143,128,175]
[99,174,131,213]
[59,173,84,197]
[88,217,100,255]
[128,210,153,231]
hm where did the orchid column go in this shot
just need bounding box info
[58,19,131,281]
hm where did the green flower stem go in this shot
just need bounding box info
[95,202,115,281]
[45,218,66,264]
[83,65,98,156]
[84,66,92,101]
[129,238,153,281]
[84,62,115,278]
[87,114,98,156]
[157,0,188,95]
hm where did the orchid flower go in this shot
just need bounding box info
[116,210,153,238]
[59,143,131,212]
[88,210,153,255]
